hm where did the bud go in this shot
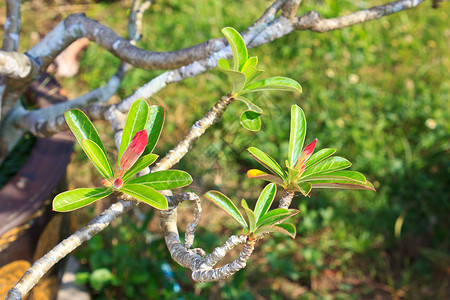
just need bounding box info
[303,138,317,157]
[117,129,148,177]
[113,178,123,190]
[294,138,318,170]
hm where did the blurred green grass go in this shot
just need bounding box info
[14,0,449,298]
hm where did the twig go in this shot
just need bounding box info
[152,95,234,172]
[2,0,21,52]
[5,200,137,300]
[294,0,426,33]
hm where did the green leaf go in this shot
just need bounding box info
[119,99,149,163]
[235,96,263,114]
[218,58,230,70]
[241,199,256,234]
[254,183,277,222]
[144,105,165,155]
[219,69,246,95]
[122,154,158,182]
[287,166,302,183]
[241,56,258,72]
[221,27,248,71]
[275,223,297,239]
[254,223,297,239]
[242,76,302,95]
[257,208,299,228]
[294,182,312,196]
[81,139,113,178]
[204,191,248,231]
[246,169,284,185]
[122,184,168,210]
[248,147,287,181]
[127,170,192,190]
[53,188,112,212]
[302,156,352,178]
[241,57,263,86]
[65,109,108,161]
[299,170,367,183]
[240,111,261,131]
[288,105,307,168]
[310,178,375,191]
[243,65,264,87]
[305,148,337,169]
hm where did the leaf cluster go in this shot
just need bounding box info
[247,105,375,195]
[219,27,302,131]
[205,183,298,239]
[53,99,192,212]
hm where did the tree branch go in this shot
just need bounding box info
[5,199,137,300]
[2,0,21,52]
[282,0,302,20]
[294,0,426,33]
[152,95,235,172]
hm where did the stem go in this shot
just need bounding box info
[279,189,295,209]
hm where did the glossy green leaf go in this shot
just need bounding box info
[53,188,112,212]
[81,139,113,179]
[275,223,297,239]
[241,199,256,233]
[241,56,258,72]
[118,99,149,163]
[221,27,248,71]
[65,109,107,161]
[254,223,297,239]
[310,178,375,191]
[299,170,367,183]
[220,69,246,95]
[241,57,263,86]
[294,182,312,196]
[246,169,284,185]
[241,76,302,95]
[204,191,248,231]
[254,183,277,222]
[257,208,298,228]
[122,154,158,182]
[287,166,302,183]
[248,147,287,181]
[236,96,263,114]
[122,183,168,210]
[143,105,165,155]
[218,58,230,70]
[305,148,337,169]
[128,170,192,190]
[302,156,351,178]
[243,65,264,87]
[288,105,307,168]
[240,111,261,131]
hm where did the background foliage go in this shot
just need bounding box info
[8,0,449,298]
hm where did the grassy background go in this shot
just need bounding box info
[9,0,450,298]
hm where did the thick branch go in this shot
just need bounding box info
[0,51,35,79]
[25,13,226,76]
